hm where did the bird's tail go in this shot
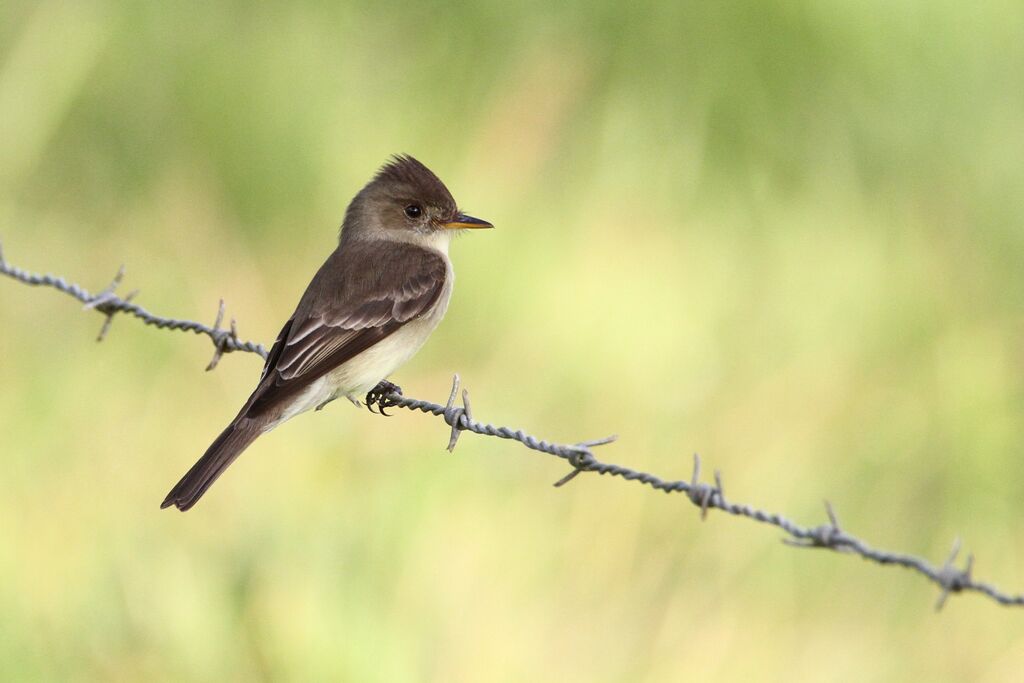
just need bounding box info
[160,418,262,511]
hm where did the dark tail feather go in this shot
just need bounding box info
[161,419,262,511]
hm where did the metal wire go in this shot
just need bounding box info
[0,241,267,369]
[2,238,1020,610]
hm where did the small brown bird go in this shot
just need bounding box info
[161,155,492,511]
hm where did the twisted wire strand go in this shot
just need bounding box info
[2,238,1021,609]
[0,242,267,368]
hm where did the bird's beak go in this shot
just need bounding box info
[442,213,494,230]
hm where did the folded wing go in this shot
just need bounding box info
[245,242,448,418]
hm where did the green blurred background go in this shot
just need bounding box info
[2,1,1023,681]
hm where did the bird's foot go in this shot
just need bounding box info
[365,380,403,416]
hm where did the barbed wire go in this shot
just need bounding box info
[2,238,1021,610]
[0,240,267,369]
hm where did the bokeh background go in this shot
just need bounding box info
[2,1,1024,681]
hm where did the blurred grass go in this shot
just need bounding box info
[1,0,1024,681]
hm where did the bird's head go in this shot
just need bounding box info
[340,155,492,246]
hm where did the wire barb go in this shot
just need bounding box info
[205,299,241,371]
[686,454,720,520]
[442,374,467,451]
[784,500,847,550]
[935,538,974,611]
[2,240,1023,610]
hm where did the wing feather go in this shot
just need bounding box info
[242,243,447,419]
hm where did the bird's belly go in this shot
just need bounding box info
[328,314,443,397]
[268,318,442,430]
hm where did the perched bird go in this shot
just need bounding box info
[161,155,492,511]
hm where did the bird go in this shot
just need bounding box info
[161,155,492,511]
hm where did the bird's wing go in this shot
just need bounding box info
[244,243,448,418]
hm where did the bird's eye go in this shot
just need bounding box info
[404,204,422,219]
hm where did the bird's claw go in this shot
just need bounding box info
[365,380,403,416]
